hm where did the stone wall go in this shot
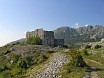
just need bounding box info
[26,29,64,46]
[54,39,64,46]
[43,31,54,46]
[26,29,44,39]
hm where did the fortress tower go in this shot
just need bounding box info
[26,28,64,46]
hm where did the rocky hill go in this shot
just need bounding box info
[54,25,104,46]
[0,41,104,78]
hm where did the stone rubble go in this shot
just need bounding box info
[36,53,69,78]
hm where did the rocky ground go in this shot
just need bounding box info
[83,68,98,78]
[26,53,69,78]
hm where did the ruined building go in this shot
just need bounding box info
[26,29,64,46]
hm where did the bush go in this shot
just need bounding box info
[34,55,48,64]
[0,64,8,72]
[26,37,42,45]
[0,71,12,78]
[69,49,86,71]
[10,54,21,64]
[17,56,33,69]
[10,67,22,75]
[94,44,102,49]
[33,52,40,58]
[80,49,89,56]
[0,55,4,64]
[85,45,91,49]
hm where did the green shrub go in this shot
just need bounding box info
[26,37,42,45]
[33,52,40,58]
[10,54,21,64]
[0,64,8,72]
[85,45,91,49]
[81,49,89,56]
[69,49,86,71]
[10,67,22,75]
[17,56,33,69]
[0,71,12,78]
[94,44,102,49]
[35,55,48,64]
[0,55,4,64]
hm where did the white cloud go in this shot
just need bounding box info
[74,23,80,28]
[85,24,88,27]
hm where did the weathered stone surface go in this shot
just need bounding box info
[36,53,69,78]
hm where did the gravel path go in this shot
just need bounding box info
[36,53,69,78]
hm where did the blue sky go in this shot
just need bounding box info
[0,0,104,46]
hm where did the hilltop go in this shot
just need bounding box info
[7,25,104,47]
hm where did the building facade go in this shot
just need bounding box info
[26,29,64,46]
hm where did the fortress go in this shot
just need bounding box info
[26,29,64,46]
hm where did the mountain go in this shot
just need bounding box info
[54,25,104,47]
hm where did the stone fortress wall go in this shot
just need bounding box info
[26,29,64,46]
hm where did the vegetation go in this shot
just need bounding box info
[0,44,49,77]
[80,49,89,56]
[85,45,91,49]
[60,49,87,78]
[87,52,104,65]
[26,37,42,45]
[68,49,86,69]
[94,44,102,49]
[0,42,104,78]
[17,56,33,69]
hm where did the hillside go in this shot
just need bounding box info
[0,43,104,78]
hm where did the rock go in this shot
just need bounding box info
[36,53,69,78]
[101,38,104,43]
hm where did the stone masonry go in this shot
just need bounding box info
[26,29,64,46]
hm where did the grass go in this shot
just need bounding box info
[59,62,86,78]
[60,48,104,78]
[86,50,104,66]
[97,70,104,78]
[84,49,104,78]
[59,50,87,78]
